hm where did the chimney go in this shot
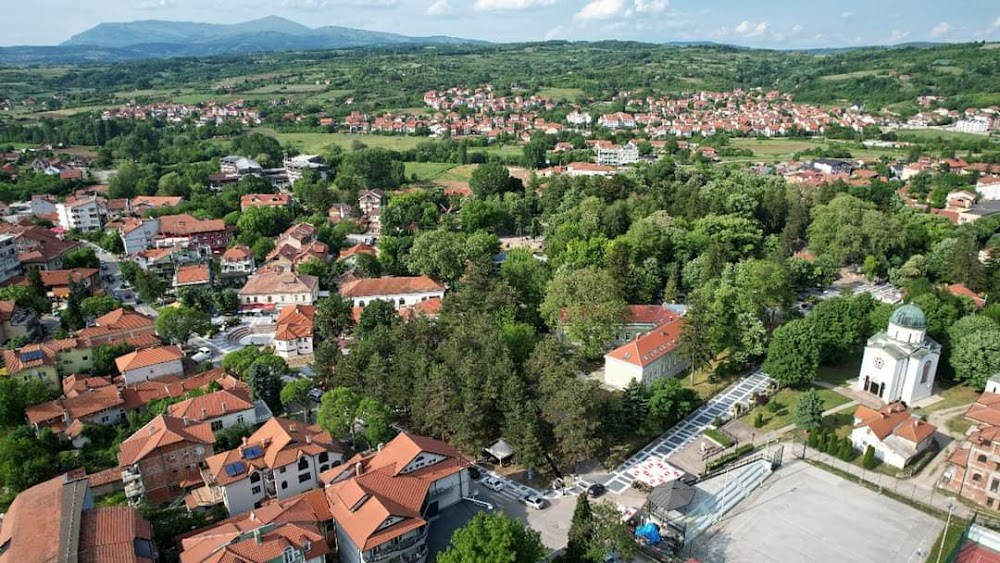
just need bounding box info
[355,462,362,477]
[305,435,312,444]
[253,528,263,544]
[200,408,207,419]
[183,417,191,426]
[222,401,228,414]
[289,423,296,433]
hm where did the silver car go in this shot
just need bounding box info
[520,494,546,510]
[482,476,504,492]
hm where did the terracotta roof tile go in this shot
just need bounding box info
[167,389,254,422]
[339,276,444,298]
[605,313,684,367]
[118,415,215,466]
[115,345,184,373]
[78,506,155,563]
[175,264,211,285]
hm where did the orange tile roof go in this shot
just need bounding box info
[239,271,318,296]
[115,345,184,373]
[78,506,155,563]
[0,300,15,323]
[626,304,676,325]
[947,283,986,308]
[87,466,124,488]
[336,242,376,262]
[175,263,211,285]
[118,415,215,466]
[0,474,90,563]
[121,369,247,410]
[222,244,254,261]
[339,275,444,298]
[158,214,226,236]
[131,195,182,209]
[63,375,114,397]
[167,389,254,422]
[2,338,78,374]
[853,402,937,443]
[240,193,290,209]
[274,305,315,341]
[605,313,685,367]
[966,392,1000,427]
[39,268,98,288]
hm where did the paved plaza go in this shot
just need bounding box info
[690,462,943,563]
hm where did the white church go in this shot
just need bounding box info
[855,304,941,405]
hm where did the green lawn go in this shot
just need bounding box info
[257,129,428,154]
[898,128,995,141]
[404,162,459,182]
[947,415,975,436]
[815,353,863,387]
[728,137,823,160]
[247,84,328,94]
[913,384,980,416]
[926,516,969,563]
[537,87,585,101]
[745,386,853,433]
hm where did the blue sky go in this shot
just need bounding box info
[6,0,1000,47]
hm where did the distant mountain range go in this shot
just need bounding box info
[0,16,483,64]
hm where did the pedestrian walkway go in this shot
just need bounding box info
[603,369,774,494]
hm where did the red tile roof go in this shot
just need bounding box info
[222,244,254,261]
[167,389,254,422]
[175,263,211,285]
[337,242,376,262]
[115,345,184,373]
[966,392,1000,427]
[121,369,247,410]
[339,275,445,298]
[274,305,315,341]
[2,338,78,374]
[118,415,215,466]
[78,506,155,563]
[853,402,936,443]
[158,214,226,236]
[39,268,98,288]
[605,313,685,367]
[947,283,986,308]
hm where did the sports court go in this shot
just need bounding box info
[689,462,943,563]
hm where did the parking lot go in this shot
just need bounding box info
[689,462,942,563]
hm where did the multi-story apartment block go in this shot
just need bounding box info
[119,414,216,506]
[0,234,22,283]
[56,195,103,232]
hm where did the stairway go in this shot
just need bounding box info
[679,459,773,543]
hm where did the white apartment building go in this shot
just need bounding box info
[119,218,160,255]
[596,142,640,166]
[200,417,345,516]
[56,196,103,232]
[0,234,22,284]
[239,271,319,313]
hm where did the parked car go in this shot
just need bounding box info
[190,347,212,363]
[586,483,607,498]
[308,388,324,402]
[520,494,547,510]
[482,476,504,492]
[467,466,482,480]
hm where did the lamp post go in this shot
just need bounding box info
[936,501,954,563]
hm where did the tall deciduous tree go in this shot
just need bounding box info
[280,379,314,421]
[763,319,821,389]
[541,267,628,359]
[155,306,211,345]
[470,162,522,199]
[437,512,545,563]
[247,361,283,414]
[565,494,594,563]
[951,329,1000,389]
[318,387,361,440]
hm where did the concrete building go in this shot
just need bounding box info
[942,392,1000,510]
[119,414,216,506]
[604,310,688,390]
[0,299,40,345]
[2,338,91,390]
[198,417,345,516]
[850,402,937,469]
[339,276,445,309]
[273,304,315,359]
[854,304,940,405]
[0,234,22,283]
[167,388,270,432]
[596,142,640,166]
[56,195,103,232]
[115,345,185,385]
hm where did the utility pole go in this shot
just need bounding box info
[936,501,954,563]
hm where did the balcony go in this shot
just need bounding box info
[124,480,145,500]
[366,529,428,562]
[122,467,142,484]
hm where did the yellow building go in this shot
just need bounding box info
[2,339,94,390]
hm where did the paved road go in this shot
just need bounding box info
[602,369,774,494]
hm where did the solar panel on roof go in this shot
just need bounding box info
[18,349,44,363]
[242,446,263,460]
[224,462,246,478]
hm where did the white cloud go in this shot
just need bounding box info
[544,25,565,40]
[137,0,176,9]
[930,21,951,38]
[280,0,331,9]
[473,0,556,11]
[575,0,666,20]
[888,29,910,43]
[791,24,803,33]
[734,20,768,38]
[634,0,666,13]
[991,16,1000,30]
[575,0,625,19]
[426,0,453,15]
[840,11,853,19]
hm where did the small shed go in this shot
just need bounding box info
[484,438,515,467]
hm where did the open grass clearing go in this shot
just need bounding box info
[256,129,427,153]
[404,161,459,182]
[537,87,585,101]
[815,353,863,387]
[745,386,852,433]
[913,383,980,416]
[247,83,329,94]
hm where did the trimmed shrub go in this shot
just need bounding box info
[753,411,764,428]
[807,430,820,448]
[862,445,877,469]
[838,437,855,461]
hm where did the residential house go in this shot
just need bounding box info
[2,338,91,390]
[604,311,688,390]
[322,432,471,563]
[337,243,376,266]
[221,244,256,275]
[264,223,330,272]
[0,299,40,344]
[812,158,853,175]
[115,345,185,385]
[596,142,640,167]
[157,214,230,255]
[284,154,329,184]
[56,195,103,232]
[240,193,291,212]
[0,234,21,283]
[167,388,270,432]
[358,190,384,217]
[0,473,157,563]
[119,218,160,255]
[179,492,332,563]
[75,308,157,348]
[977,176,1000,201]
[339,276,445,309]
[855,304,940,405]
[273,305,315,359]
[597,112,637,129]
[566,162,616,177]
[121,368,249,413]
[119,414,216,506]
[329,203,353,224]
[0,223,80,270]
[174,263,213,292]
[26,376,125,446]
[219,156,263,177]
[39,267,100,301]
[130,195,183,215]
[239,271,319,313]
[198,417,345,516]
[850,402,937,469]
[941,392,1000,509]
[947,283,987,308]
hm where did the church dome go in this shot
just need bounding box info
[889,304,927,330]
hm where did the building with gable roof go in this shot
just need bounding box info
[197,417,345,516]
[0,299,39,344]
[604,308,687,390]
[850,402,937,468]
[321,432,470,563]
[119,414,216,506]
[115,345,185,385]
[239,271,319,313]
[273,305,315,359]
[26,376,125,444]
[855,304,941,405]
[75,308,156,348]
[240,193,290,212]
[1,337,90,390]
[180,491,332,563]
[0,473,157,563]
[167,388,270,432]
[339,276,445,309]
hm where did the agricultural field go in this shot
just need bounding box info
[537,87,585,101]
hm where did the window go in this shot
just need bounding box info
[250,472,261,483]
[279,467,286,474]
[318,452,329,463]
[298,457,309,470]
[979,454,988,463]
[282,548,297,563]
[973,473,983,483]
[920,362,932,384]
[252,486,261,495]
[210,420,223,432]
[236,415,244,425]
[281,481,288,490]
[991,479,1000,494]
[298,472,310,483]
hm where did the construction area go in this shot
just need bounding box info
[689,461,943,563]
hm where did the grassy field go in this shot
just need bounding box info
[820,70,885,81]
[746,386,853,433]
[258,130,427,154]
[247,84,329,94]
[728,137,821,160]
[404,162,458,182]
[913,384,980,416]
[537,87,585,101]
[815,353,863,387]
[897,128,995,141]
